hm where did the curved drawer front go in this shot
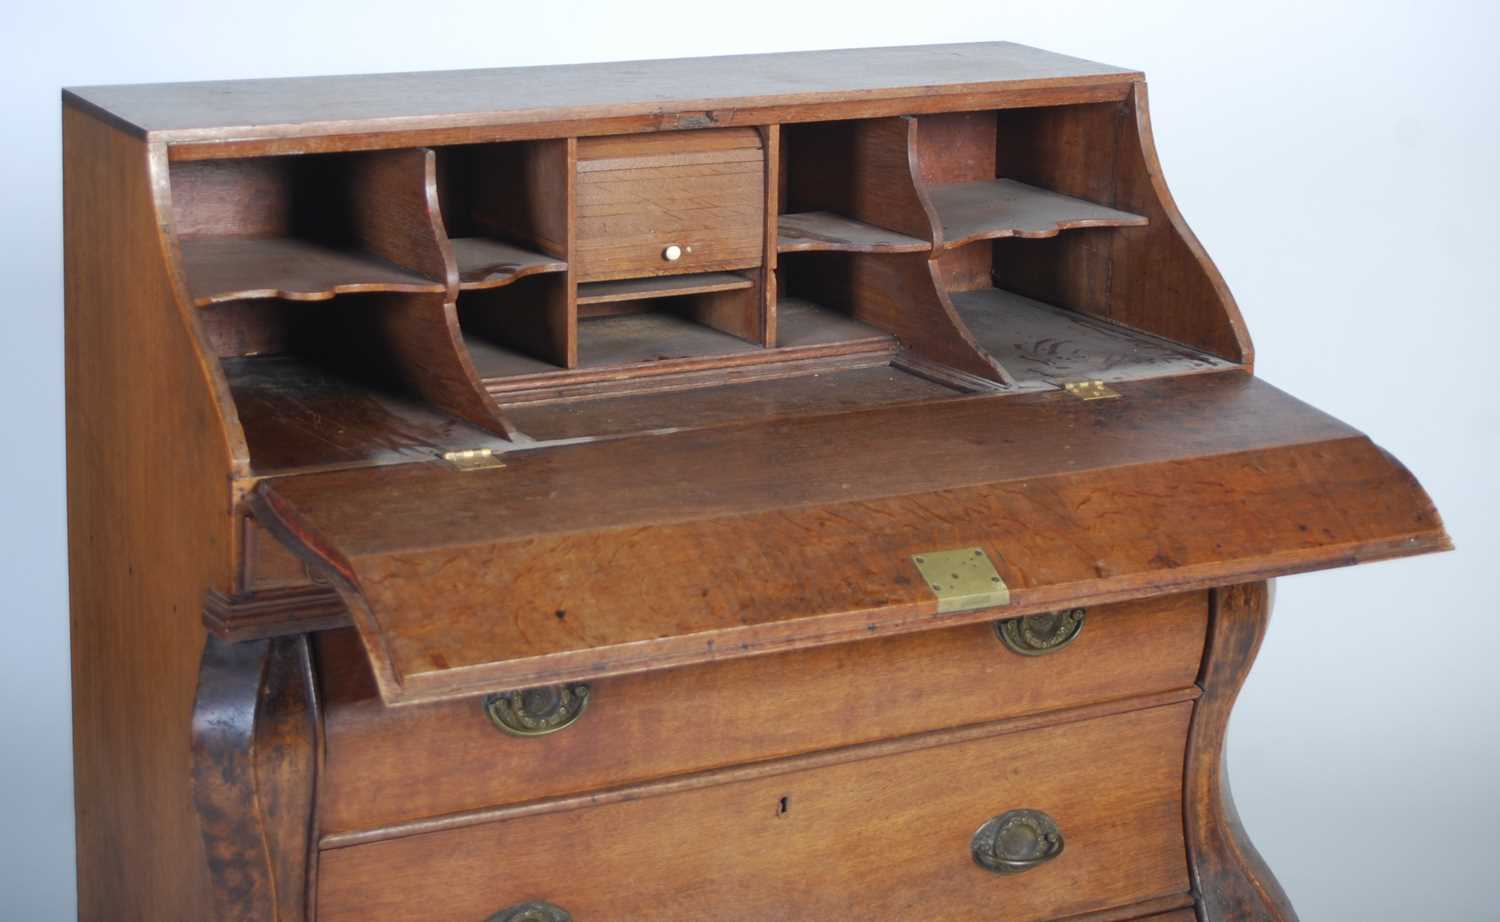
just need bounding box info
[318,592,1206,837]
[574,128,765,282]
[317,704,1194,921]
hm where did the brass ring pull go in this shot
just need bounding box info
[485,901,572,922]
[483,684,590,737]
[995,608,1085,656]
[971,809,1065,874]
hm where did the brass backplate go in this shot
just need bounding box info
[912,548,1011,613]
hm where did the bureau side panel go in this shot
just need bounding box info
[64,104,239,921]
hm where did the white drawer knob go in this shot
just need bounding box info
[662,244,684,262]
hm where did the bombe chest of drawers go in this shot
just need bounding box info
[64,42,1448,922]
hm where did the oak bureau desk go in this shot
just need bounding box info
[64,42,1449,922]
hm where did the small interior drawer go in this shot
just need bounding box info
[574,128,765,281]
[316,703,1193,921]
[316,592,1208,836]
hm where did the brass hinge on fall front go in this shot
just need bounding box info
[1063,380,1120,401]
[912,548,1011,614]
[440,448,506,471]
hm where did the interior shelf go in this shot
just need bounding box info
[777,212,929,254]
[578,272,753,305]
[930,179,1147,250]
[578,312,763,368]
[775,298,892,349]
[452,238,567,291]
[180,237,445,307]
[949,288,1233,385]
[466,312,760,383]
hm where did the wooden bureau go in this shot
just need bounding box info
[63,42,1450,922]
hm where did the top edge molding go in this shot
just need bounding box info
[63,42,1141,148]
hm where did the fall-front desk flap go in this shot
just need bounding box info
[251,372,1448,705]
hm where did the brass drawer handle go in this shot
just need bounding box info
[995,608,1085,656]
[972,809,1065,874]
[483,683,591,737]
[486,902,571,922]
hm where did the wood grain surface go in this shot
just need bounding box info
[576,271,753,304]
[781,250,1006,382]
[316,592,1207,835]
[468,299,894,400]
[575,128,764,281]
[65,102,241,921]
[450,238,567,290]
[66,43,1138,148]
[1185,583,1301,921]
[65,43,1451,921]
[950,287,1234,385]
[501,361,954,442]
[932,178,1147,248]
[192,636,320,922]
[178,237,443,306]
[776,210,930,253]
[990,89,1251,363]
[222,355,512,476]
[781,116,938,245]
[317,705,1193,921]
[251,373,1448,704]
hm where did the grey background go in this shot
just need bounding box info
[3,1,1496,918]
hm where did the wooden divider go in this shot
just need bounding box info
[441,138,577,368]
[776,115,1006,383]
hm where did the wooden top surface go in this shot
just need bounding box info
[253,372,1449,704]
[63,42,1137,145]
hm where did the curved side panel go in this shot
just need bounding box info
[192,634,321,922]
[351,147,459,295]
[989,85,1251,365]
[153,148,255,483]
[374,292,520,438]
[1111,83,1252,364]
[361,149,518,437]
[855,252,1012,384]
[1186,582,1299,921]
[901,116,947,251]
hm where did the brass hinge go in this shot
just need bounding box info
[440,448,506,471]
[912,548,1011,614]
[1062,380,1120,401]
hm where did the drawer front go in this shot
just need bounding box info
[574,128,765,281]
[318,592,1207,836]
[317,704,1194,921]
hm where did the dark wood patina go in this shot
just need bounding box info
[64,42,1448,920]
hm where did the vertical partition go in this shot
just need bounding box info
[444,138,576,370]
[776,116,1006,383]
[758,124,780,347]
